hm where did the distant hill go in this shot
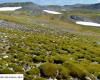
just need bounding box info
[0,2,43,15]
[44,3,100,11]
[0,2,100,12]
[63,3,100,10]
[0,2,41,11]
[79,3,100,10]
[0,2,35,7]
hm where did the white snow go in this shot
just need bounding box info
[43,10,62,14]
[76,21,100,27]
[0,7,22,11]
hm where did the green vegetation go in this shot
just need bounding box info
[0,10,100,80]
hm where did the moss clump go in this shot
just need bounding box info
[57,66,70,79]
[40,63,58,78]
[26,68,40,75]
[0,68,14,74]
[63,61,89,79]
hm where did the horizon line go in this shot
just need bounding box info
[0,1,99,6]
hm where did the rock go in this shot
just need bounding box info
[3,55,8,58]
[9,68,13,71]
[96,42,100,45]
[85,76,92,80]
[4,36,8,38]
[35,62,42,68]
[23,64,31,71]
[47,78,52,80]
[92,62,99,64]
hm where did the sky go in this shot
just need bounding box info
[0,0,100,5]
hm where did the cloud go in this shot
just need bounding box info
[97,0,100,2]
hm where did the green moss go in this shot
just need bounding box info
[26,68,40,75]
[0,10,100,80]
[0,69,14,74]
[63,61,89,79]
[40,63,58,78]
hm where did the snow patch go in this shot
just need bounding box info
[76,21,100,27]
[43,10,62,14]
[0,7,22,11]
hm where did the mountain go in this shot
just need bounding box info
[79,3,100,10]
[0,2,43,15]
[63,3,100,10]
[0,2,42,11]
[42,5,62,11]
[42,3,100,11]
[0,2,34,7]
[0,2,100,12]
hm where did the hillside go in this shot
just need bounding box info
[0,2,100,11]
[0,2,34,7]
[0,2,100,80]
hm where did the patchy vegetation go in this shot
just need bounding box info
[0,9,100,80]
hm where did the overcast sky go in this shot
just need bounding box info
[0,0,100,5]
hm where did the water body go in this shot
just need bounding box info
[0,7,22,11]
